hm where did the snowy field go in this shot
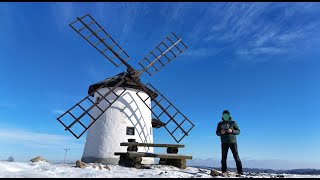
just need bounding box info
[0,161,319,178]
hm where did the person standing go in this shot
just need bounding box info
[216,110,243,175]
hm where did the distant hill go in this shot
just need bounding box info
[192,166,320,175]
[285,169,320,175]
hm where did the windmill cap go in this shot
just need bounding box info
[87,72,158,98]
[222,110,230,115]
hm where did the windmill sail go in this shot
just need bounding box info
[138,32,187,77]
[58,14,195,143]
[136,83,195,143]
[57,73,127,139]
[69,14,130,68]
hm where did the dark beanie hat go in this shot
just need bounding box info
[222,110,230,115]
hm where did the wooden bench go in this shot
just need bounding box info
[120,142,184,154]
[114,141,192,169]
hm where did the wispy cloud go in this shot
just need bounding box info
[107,3,138,36]
[85,65,112,83]
[95,2,150,48]
[238,47,287,56]
[51,2,320,63]
[194,2,320,61]
[181,47,224,59]
[169,2,194,22]
[52,109,65,115]
[47,91,83,104]
[0,127,84,150]
[50,2,76,32]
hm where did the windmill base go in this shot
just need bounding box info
[81,157,119,165]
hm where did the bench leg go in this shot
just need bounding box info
[159,158,166,165]
[180,159,186,169]
[116,153,143,169]
[118,154,127,166]
[133,157,142,169]
[166,159,186,169]
[118,153,136,168]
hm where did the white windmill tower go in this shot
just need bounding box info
[81,72,157,164]
[56,14,195,165]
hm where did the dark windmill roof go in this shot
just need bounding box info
[88,72,158,99]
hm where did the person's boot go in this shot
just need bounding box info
[236,171,243,177]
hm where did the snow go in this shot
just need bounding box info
[1,161,320,178]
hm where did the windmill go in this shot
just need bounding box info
[56,14,195,164]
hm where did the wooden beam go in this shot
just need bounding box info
[120,142,185,148]
[126,152,192,160]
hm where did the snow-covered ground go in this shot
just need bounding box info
[0,161,319,178]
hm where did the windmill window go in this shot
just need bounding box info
[126,127,135,135]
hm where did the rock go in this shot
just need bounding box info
[75,160,86,168]
[210,169,221,177]
[221,172,231,177]
[198,169,207,173]
[104,165,110,170]
[30,156,49,163]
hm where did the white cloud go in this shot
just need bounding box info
[44,2,320,64]
[47,92,84,104]
[207,3,271,42]
[253,47,287,54]
[58,2,75,20]
[169,2,193,21]
[198,2,320,61]
[94,2,152,48]
[238,47,287,56]
[52,109,65,115]
[253,30,278,47]
[0,127,84,150]
[120,3,139,35]
[181,47,223,58]
[50,2,76,32]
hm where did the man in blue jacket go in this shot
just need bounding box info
[216,110,243,175]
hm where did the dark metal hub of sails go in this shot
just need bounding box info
[56,14,195,143]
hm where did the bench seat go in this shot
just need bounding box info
[120,142,185,148]
[114,152,192,159]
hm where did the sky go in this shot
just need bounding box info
[0,2,320,169]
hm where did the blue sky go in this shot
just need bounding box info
[0,2,320,169]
